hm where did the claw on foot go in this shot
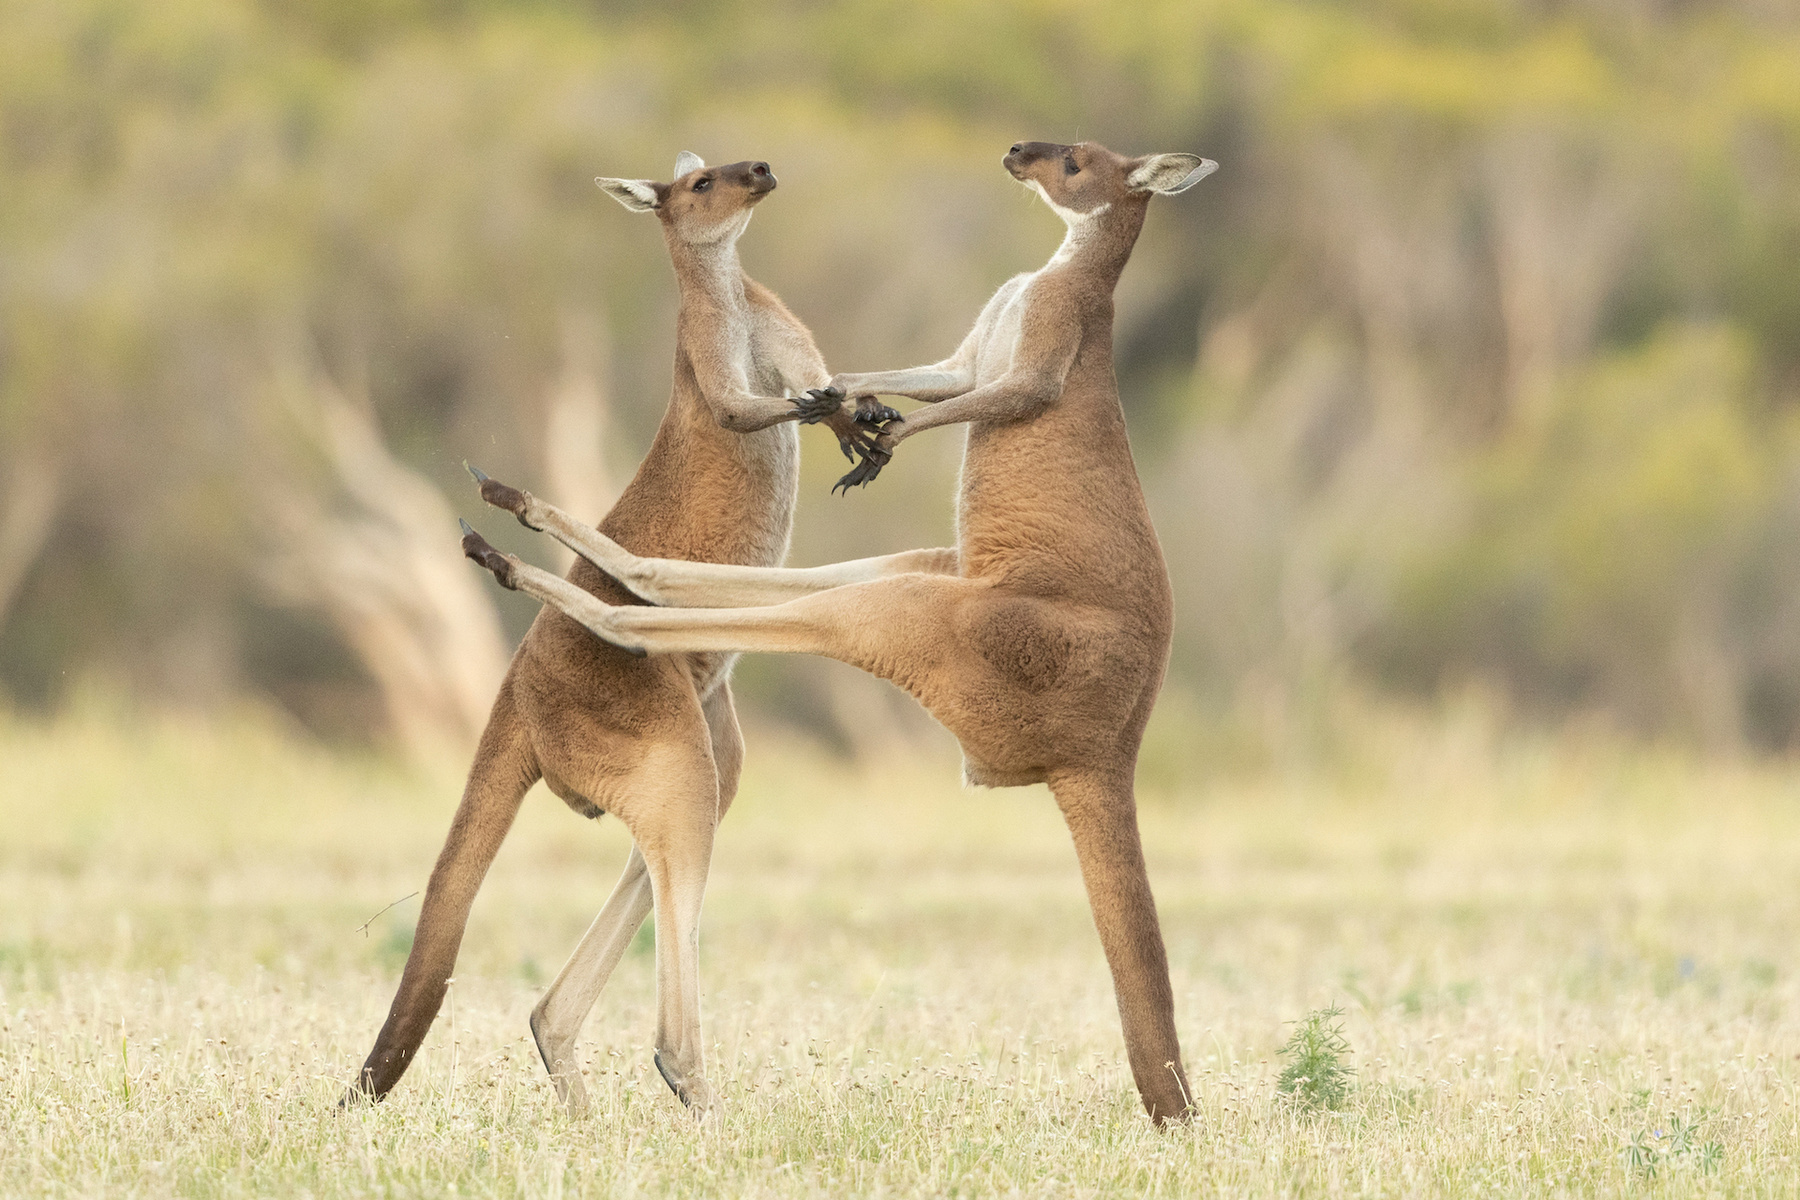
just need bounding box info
[654,1050,689,1105]
[467,465,537,528]
[460,520,518,590]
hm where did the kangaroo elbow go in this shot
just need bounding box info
[713,404,766,433]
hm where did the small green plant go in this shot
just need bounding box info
[1626,1110,1724,1177]
[1276,1005,1355,1112]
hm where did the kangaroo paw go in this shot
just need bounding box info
[790,386,845,425]
[832,442,893,493]
[853,396,902,426]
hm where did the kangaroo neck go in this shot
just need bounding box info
[1041,197,1147,295]
[667,234,748,311]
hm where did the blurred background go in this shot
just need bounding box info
[3,0,1799,774]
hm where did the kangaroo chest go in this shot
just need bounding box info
[972,275,1038,386]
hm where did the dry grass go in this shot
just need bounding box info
[4,695,1800,1196]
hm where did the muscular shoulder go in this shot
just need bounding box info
[992,273,1035,305]
[743,276,800,325]
[743,274,825,374]
[973,273,1035,324]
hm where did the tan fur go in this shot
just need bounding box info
[348,155,874,1114]
[468,142,1216,1124]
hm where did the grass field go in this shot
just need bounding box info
[5,695,1800,1196]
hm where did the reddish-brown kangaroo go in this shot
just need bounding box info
[347,152,884,1114]
[463,141,1218,1123]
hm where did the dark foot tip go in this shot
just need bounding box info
[460,526,518,590]
[475,477,533,525]
[653,1050,689,1105]
[464,461,490,484]
[458,517,476,537]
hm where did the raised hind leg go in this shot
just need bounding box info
[461,525,980,670]
[465,471,955,607]
[527,685,745,1114]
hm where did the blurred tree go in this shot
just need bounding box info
[2,0,1798,760]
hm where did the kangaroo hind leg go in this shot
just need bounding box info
[527,685,744,1115]
[350,687,539,1101]
[1049,768,1191,1125]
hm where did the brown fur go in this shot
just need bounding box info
[348,154,874,1114]
[471,142,1216,1123]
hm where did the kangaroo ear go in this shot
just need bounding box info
[672,150,705,178]
[1127,154,1218,194]
[595,177,664,212]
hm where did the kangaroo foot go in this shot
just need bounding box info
[653,1050,718,1116]
[459,520,519,590]
[465,463,543,530]
[529,1009,590,1117]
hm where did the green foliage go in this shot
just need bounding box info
[1379,328,1774,730]
[1625,1110,1724,1178]
[1276,1005,1355,1113]
[3,0,1800,754]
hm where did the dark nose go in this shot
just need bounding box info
[1010,144,1023,155]
[751,162,770,177]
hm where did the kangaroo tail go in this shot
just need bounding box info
[349,684,539,1100]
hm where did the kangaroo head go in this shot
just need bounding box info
[595,152,778,245]
[1003,141,1217,221]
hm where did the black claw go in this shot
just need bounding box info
[465,461,490,484]
[653,1050,688,1104]
[458,517,476,537]
[832,459,875,494]
[790,387,846,426]
[853,398,903,426]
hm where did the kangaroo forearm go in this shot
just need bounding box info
[890,377,1058,444]
[833,366,973,401]
[711,392,803,432]
[818,407,861,443]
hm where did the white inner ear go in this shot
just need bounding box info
[595,177,660,212]
[1127,154,1214,194]
[673,150,704,178]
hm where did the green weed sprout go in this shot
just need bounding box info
[1276,1006,1355,1112]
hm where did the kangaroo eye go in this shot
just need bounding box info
[1064,158,1080,175]
[693,177,711,192]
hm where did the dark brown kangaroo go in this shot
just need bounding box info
[348,152,883,1115]
[463,141,1217,1123]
